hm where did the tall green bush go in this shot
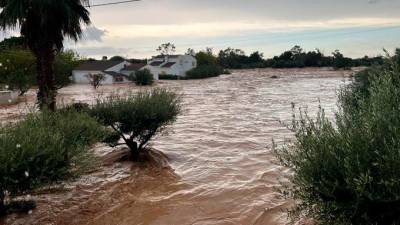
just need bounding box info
[90,88,181,161]
[275,53,400,224]
[0,50,36,95]
[134,69,154,85]
[0,110,106,215]
[186,64,224,79]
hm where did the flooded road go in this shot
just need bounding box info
[1,68,355,225]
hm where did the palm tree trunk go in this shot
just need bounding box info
[35,47,57,111]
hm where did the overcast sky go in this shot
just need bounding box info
[2,0,400,58]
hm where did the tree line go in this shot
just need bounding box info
[213,45,384,70]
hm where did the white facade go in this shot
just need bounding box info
[145,55,197,78]
[72,60,145,84]
[0,90,18,105]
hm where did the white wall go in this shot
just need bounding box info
[146,55,197,78]
[0,91,18,105]
[143,66,160,80]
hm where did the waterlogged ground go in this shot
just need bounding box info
[0,68,357,225]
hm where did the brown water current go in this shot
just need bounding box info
[0,68,357,225]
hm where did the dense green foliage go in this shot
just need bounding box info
[0,48,81,95]
[184,48,225,79]
[90,88,181,161]
[133,69,154,85]
[0,37,25,50]
[0,0,91,110]
[195,49,218,66]
[214,46,383,69]
[275,50,400,225]
[0,50,36,95]
[186,65,224,79]
[54,50,81,89]
[332,50,353,70]
[0,110,106,215]
[218,48,264,69]
[159,74,181,80]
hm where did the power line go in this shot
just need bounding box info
[87,0,140,8]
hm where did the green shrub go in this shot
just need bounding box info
[344,49,400,108]
[275,54,400,225]
[186,64,223,79]
[0,50,36,96]
[0,110,106,215]
[159,74,182,80]
[134,69,154,85]
[90,88,181,161]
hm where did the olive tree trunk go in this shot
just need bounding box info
[126,139,140,161]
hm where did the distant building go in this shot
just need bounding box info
[72,59,146,84]
[145,55,197,79]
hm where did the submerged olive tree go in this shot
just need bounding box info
[275,52,400,224]
[90,88,181,161]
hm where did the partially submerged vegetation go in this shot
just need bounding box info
[0,110,107,215]
[275,49,400,224]
[0,88,181,215]
[185,48,227,79]
[132,69,154,85]
[90,88,181,161]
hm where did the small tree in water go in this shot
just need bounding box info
[90,88,181,161]
[86,73,105,89]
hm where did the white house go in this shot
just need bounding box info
[72,59,146,84]
[145,55,197,79]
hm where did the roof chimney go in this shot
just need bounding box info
[102,56,108,61]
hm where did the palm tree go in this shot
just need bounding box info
[0,0,90,110]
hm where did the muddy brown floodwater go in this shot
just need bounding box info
[0,68,357,225]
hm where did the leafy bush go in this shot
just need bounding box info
[275,53,400,224]
[90,88,181,161]
[332,50,353,70]
[0,50,36,95]
[54,50,81,89]
[159,74,182,80]
[340,49,400,113]
[134,69,154,85]
[186,64,224,79]
[0,110,106,215]
[0,49,81,95]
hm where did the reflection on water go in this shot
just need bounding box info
[1,68,355,225]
